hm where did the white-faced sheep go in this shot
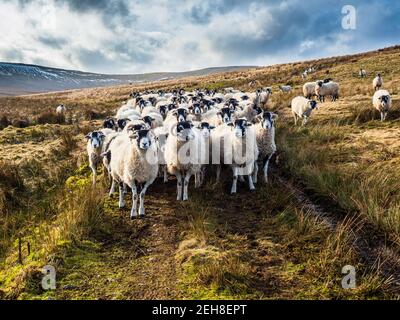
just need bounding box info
[373,90,392,121]
[373,74,383,91]
[315,81,340,102]
[164,121,202,201]
[253,111,277,184]
[291,96,318,126]
[108,128,158,218]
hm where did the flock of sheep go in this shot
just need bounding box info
[82,71,391,219]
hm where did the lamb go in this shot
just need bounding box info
[279,85,292,93]
[373,74,383,91]
[315,81,340,102]
[303,82,316,99]
[211,118,259,194]
[291,96,318,126]
[164,121,202,201]
[373,90,392,121]
[253,111,277,184]
[108,128,158,218]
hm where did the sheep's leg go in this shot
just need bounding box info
[90,161,97,185]
[118,183,126,208]
[109,179,116,196]
[176,172,183,201]
[293,112,298,126]
[130,183,138,219]
[263,155,273,184]
[138,179,154,217]
[216,165,221,182]
[231,167,238,195]
[248,175,256,191]
[183,172,192,201]
[163,166,168,183]
[253,161,259,184]
[194,172,200,189]
[302,116,308,126]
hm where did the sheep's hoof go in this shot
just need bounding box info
[249,188,256,193]
[130,215,138,220]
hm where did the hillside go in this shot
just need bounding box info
[0,63,253,96]
[0,46,400,300]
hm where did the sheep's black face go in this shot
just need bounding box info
[117,119,128,131]
[158,105,168,117]
[198,122,215,138]
[310,100,318,110]
[86,131,105,149]
[379,95,390,108]
[218,108,234,124]
[253,104,263,115]
[176,121,195,142]
[262,112,277,130]
[149,97,157,106]
[126,123,146,133]
[173,108,188,123]
[191,103,202,115]
[142,116,155,129]
[132,130,152,150]
[317,81,323,87]
[229,119,251,138]
[103,118,116,130]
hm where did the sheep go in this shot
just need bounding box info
[359,69,367,78]
[202,107,234,127]
[279,85,292,93]
[214,118,259,194]
[234,103,262,123]
[163,107,189,130]
[303,82,317,99]
[373,74,383,91]
[291,96,318,126]
[86,130,106,185]
[373,90,392,121]
[315,81,340,102]
[56,104,66,115]
[103,118,117,131]
[108,128,159,218]
[256,87,272,108]
[141,111,164,129]
[253,111,277,184]
[164,121,202,201]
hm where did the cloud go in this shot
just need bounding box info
[0,0,399,73]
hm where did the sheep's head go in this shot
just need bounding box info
[228,118,252,138]
[117,118,129,131]
[260,112,278,130]
[316,81,323,87]
[142,116,155,129]
[190,103,202,115]
[309,100,318,110]
[175,121,195,142]
[218,107,234,124]
[158,105,168,117]
[171,108,189,122]
[86,131,105,149]
[126,122,146,134]
[103,118,116,130]
[197,122,215,138]
[379,95,391,109]
[130,129,152,150]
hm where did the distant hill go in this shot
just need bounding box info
[0,63,254,96]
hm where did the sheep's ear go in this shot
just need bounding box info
[99,133,106,140]
[227,122,234,127]
[245,123,252,127]
[85,133,92,140]
[271,113,279,121]
[209,125,216,130]
[171,109,178,116]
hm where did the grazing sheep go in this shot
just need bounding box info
[373,74,383,91]
[164,121,201,201]
[279,85,292,93]
[315,81,340,102]
[109,128,158,218]
[373,90,392,121]
[291,96,318,126]
[359,69,367,78]
[303,82,316,99]
[253,111,277,184]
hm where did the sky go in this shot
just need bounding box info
[0,0,399,74]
